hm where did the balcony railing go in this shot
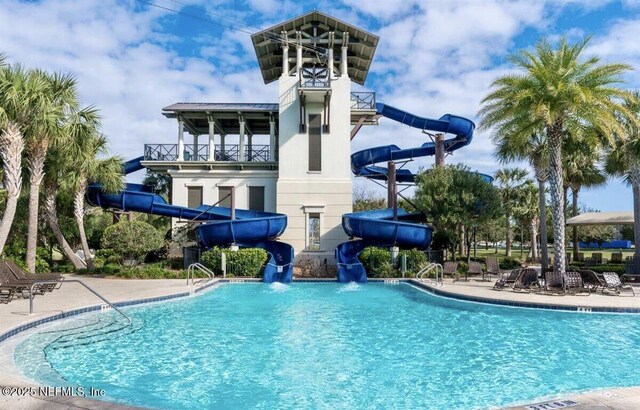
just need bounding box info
[299,67,330,88]
[144,144,272,162]
[351,92,376,110]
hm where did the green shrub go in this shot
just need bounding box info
[360,247,392,276]
[500,256,521,270]
[399,249,428,276]
[201,247,268,277]
[575,264,626,275]
[101,220,164,265]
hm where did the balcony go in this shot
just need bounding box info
[144,144,273,162]
[350,92,376,110]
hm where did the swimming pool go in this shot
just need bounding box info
[13,282,640,409]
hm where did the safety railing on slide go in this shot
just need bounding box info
[187,263,216,285]
[417,263,443,286]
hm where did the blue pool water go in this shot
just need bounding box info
[14,282,640,409]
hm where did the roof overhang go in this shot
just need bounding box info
[565,212,634,226]
[162,103,279,136]
[251,11,379,86]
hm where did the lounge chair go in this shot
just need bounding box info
[579,269,606,293]
[0,284,14,304]
[564,271,590,295]
[513,268,541,292]
[0,266,48,298]
[2,260,63,292]
[576,252,585,262]
[493,269,520,290]
[456,261,483,282]
[485,257,500,281]
[443,262,459,280]
[602,272,635,296]
[622,258,640,282]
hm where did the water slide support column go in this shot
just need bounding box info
[435,133,445,167]
[177,117,184,161]
[193,134,198,160]
[387,160,397,220]
[282,30,289,75]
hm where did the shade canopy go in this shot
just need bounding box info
[565,212,634,226]
[251,10,379,85]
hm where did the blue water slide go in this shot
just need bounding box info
[86,157,294,283]
[337,103,477,283]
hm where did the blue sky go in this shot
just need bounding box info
[1,0,640,211]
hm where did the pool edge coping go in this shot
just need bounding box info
[408,279,640,314]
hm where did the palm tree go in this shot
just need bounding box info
[23,70,79,272]
[513,181,540,260]
[494,132,550,270]
[479,37,635,274]
[605,90,640,271]
[0,63,47,255]
[65,122,123,270]
[494,167,528,257]
[563,135,607,259]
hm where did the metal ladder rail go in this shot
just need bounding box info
[187,263,215,285]
[29,280,132,325]
[417,263,443,286]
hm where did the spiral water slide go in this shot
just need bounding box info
[86,157,294,283]
[336,102,476,283]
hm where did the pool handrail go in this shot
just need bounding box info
[417,263,443,286]
[29,279,132,325]
[187,263,215,285]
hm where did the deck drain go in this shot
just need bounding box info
[524,399,579,409]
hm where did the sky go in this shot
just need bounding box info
[1,0,640,211]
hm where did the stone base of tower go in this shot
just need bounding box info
[276,179,352,266]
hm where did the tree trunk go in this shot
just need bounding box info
[536,176,549,272]
[547,123,566,274]
[44,187,85,269]
[74,183,94,270]
[505,214,512,257]
[26,142,48,273]
[0,123,24,254]
[530,220,539,261]
[572,186,580,261]
[630,163,640,274]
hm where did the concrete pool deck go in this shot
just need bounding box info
[2,275,640,409]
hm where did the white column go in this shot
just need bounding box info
[193,134,198,161]
[328,47,334,79]
[238,120,245,161]
[296,44,303,74]
[269,117,276,161]
[208,119,215,162]
[177,118,184,161]
[282,45,289,75]
[341,46,348,78]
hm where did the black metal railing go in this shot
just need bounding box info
[351,92,376,110]
[299,67,330,88]
[144,144,272,162]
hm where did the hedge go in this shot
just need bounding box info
[359,246,429,278]
[201,247,268,277]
